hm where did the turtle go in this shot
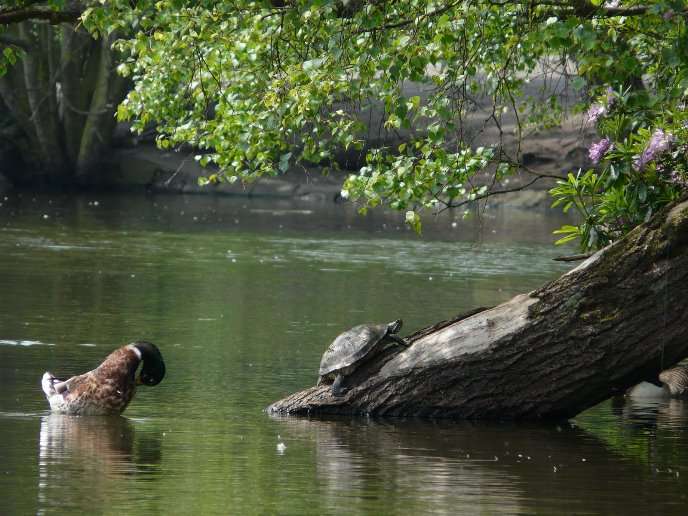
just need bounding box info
[317,319,408,396]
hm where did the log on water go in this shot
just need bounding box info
[268,199,688,420]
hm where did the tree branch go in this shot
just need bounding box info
[358,1,463,33]
[354,0,654,36]
[0,6,82,25]
[0,34,32,50]
[487,0,651,18]
[553,252,593,262]
[438,173,549,213]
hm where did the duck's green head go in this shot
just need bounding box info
[134,341,166,386]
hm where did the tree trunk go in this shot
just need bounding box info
[17,22,68,176]
[268,198,688,420]
[0,54,38,148]
[74,34,127,179]
[0,22,126,183]
[59,23,90,165]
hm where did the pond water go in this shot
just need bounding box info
[1,192,687,515]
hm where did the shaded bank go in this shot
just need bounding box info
[1,137,581,210]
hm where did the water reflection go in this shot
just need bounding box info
[272,414,688,514]
[37,415,162,513]
[607,391,688,438]
[3,192,687,514]
[657,398,688,427]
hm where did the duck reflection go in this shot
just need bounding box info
[37,415,162,510]
[39,415,135,472]
[615,387,688,429]
[657,398,688,426]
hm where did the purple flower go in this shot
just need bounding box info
[669,170,688,187]
[633,129,674,171]
[664,9,675,21]
[605,87,616,109]
[586,104,606,124]
[589,138,613,164]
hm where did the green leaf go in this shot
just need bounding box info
[303,58,324,71]
[278,152,292,173]
[553,225,580,234]
[554,233,580,245]
[405,210,422,234]
[3,47,16,65]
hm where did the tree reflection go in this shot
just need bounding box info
[271,412,688,514]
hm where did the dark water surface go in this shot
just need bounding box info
[1,193,686,515]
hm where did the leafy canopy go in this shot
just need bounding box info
[5,1,687,248]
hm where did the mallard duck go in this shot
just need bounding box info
[41,341,165,415]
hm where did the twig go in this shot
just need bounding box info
[438,174,545,213]
[357,1,462,34]
[553,253,593,262]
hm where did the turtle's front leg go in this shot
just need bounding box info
[331,374,348,396]
[389,335,409,347]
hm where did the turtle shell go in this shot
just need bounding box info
[319,323,391,379]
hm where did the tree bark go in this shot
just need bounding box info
[0,32,37,145]
[268,197,688,420]
[75,33,118,178]
[16,22,68,176]
[59,23,85,164]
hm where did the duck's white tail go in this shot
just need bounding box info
[41,372,67,397]
[42,372,57,397]
[42,372,71,413]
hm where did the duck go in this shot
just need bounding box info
[659,359,688,397]
[41,341,165,415]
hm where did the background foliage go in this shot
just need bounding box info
[2,1,687,248]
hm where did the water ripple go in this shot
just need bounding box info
[0,339,54,347]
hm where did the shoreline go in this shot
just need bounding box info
[1,113,594,211]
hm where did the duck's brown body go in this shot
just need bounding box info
[42,342,165,415]
[659,360,688,397]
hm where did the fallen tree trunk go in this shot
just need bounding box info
[268,198,688,420]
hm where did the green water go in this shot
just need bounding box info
[1,193,687,514]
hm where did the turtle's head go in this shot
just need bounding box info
[389,319,403,334]
[133,341,166,386]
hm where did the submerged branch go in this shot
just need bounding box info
[553,253,593,262]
